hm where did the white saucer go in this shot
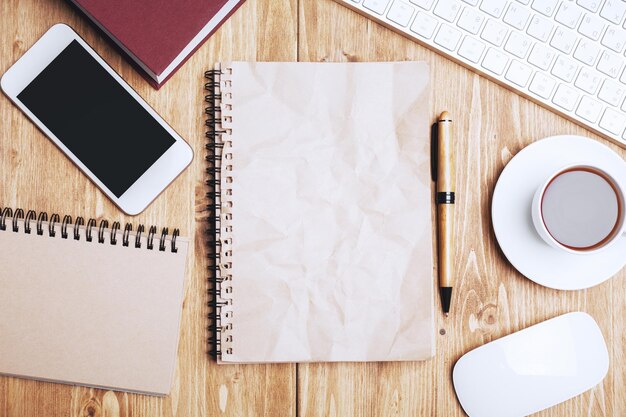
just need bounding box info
[492,135,626,290]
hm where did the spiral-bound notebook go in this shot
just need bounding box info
[0,208,188,395]
[206,61,434,363]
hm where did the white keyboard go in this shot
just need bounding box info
[334,0,626,146]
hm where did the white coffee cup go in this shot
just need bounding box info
[531,163,626,255]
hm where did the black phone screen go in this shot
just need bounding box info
[17,40,176,197]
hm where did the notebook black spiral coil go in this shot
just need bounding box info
[0,207,179,252]
[205,68,233,359]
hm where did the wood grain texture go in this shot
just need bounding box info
[0,0,624,416]
[0,0,296,416]
[298,1,625,417]
[437,115,455,290]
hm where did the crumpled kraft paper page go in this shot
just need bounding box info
[218,61,433,363]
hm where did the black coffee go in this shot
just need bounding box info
[541,168,621,250]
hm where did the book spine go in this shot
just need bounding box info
[205,65,234,360]
[0,207,179,251]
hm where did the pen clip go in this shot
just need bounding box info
[431,121,438,182]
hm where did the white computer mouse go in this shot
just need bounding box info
[452,312,609,417]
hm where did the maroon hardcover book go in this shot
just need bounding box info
[68,0,245,89]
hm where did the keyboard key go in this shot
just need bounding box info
[550,26,579,54]
[552,54,579,82]
[528,43,556,70]
[457,7,484,34]
[363,0,391,14]
[388,1,415,26]
[458,36,487,62]
[504,31,532,58]
[505,60,533,86]
[578,13,605,40]
[553,84,580,110]
[575,67,602,94]
[597,51,624,78]
[531,0,559,17]
[598,80,626,106]
[480,0,508,18]
[573,38,601,65]
[343,0,626,144]
[411,11,439,37]
[601,26,626,53]
[576,96,603,122]
[599,108,626,134]
[503,3,531,30]
[481,19,509,46]
[434,24,463,50]
[527,14,554,42]
[409,0,435,9]
[529,72,557,98]
[600,0,626,24]
[555,2,583,28]
[482,47,509,74]
[434,0,461,22]
[577,0,601,13]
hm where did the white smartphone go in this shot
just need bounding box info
[1,24,193,215]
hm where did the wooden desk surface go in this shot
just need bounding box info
[1,0,624,416]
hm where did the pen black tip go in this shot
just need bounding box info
[440,287,452,315]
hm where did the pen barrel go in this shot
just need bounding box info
[437,204,455,287]
[437,119,454,194]
[436,114,455,288]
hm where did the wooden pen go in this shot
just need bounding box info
[436,111,455,317]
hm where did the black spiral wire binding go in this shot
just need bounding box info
[12,209,24,232]
[111,222,120,245]
[74,217,84,240]
[171,229,179,253]
[123,223,132,247]
[36,212,47,235]
[98,220,109,243]
[49,214,59,237]
[86,219,96,241]
[24,210,36,234]
[61,215,72,238]
[0,207,181,253]
[159,228,168,251]
[135,224,145,248]
[147,225,157,250]
[0,207,12,231]
[205,68,228,358]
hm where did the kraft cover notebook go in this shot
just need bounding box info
[205,61,434,363]
[68,0,245,88]
[0,208,188,395]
